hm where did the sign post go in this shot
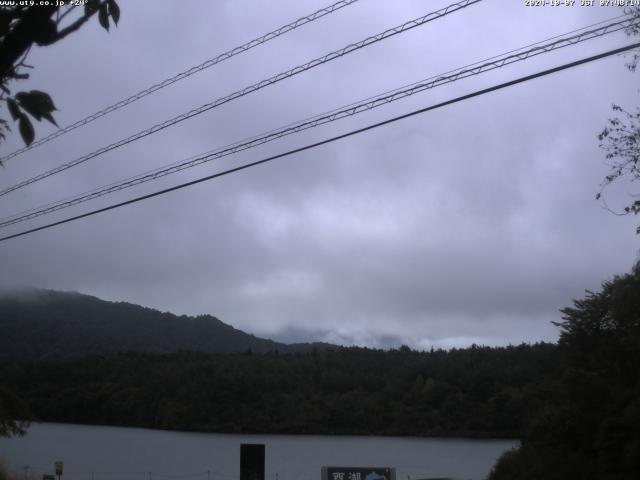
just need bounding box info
[54,462,63,480]
[240,444,265,480]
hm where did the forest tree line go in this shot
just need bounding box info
[0,343,559,438]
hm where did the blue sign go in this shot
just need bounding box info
[322,467,395,480]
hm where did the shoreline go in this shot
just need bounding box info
[15,420,521,442]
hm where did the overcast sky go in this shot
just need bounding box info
[1,0,639,349]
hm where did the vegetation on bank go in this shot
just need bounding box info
[488,263,640,480]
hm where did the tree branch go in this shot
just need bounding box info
[52,3,105,43]
[0,5,56,77]
[56,5,76,26]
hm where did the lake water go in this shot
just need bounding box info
[0,423,517,480]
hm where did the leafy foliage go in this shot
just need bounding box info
[623,7,640,73]
[598,104,640,232]
[597,7,640,233]
[489,263,640,480]
[0,1,120,147]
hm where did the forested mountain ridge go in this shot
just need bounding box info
[0,288,563,439]
[0,288,333,359]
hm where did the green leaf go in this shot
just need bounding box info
[98,4,109,31]
[33,18,58,46]
[108,0,120,25]
[41,112,58,127]
[18,115,34,146]
[15,91,57,124]
[6,98,20,120]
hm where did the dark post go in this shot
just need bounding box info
[240,444,265,480]
[54,462,63,480]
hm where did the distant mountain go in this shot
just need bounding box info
[0,288,335,359]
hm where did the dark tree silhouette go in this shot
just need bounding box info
[489,262,640,479]
[0,0,120,148]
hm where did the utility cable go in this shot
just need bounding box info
[0,15,634,229]
[0,0,361,164]
[1,41,637,243]
[1,13,626,226]
[0,0,482,198]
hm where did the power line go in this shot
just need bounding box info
[0,0,361,164]
[1,41,637,244]
[3,14,626,229]
[0,15,635,229]
[0,0,482,198]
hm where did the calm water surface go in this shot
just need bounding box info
[0,423,517,480]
